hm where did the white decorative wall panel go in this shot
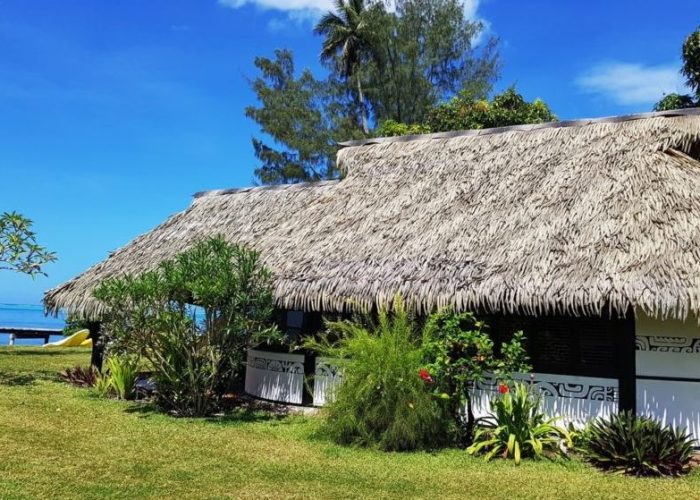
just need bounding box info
[473,372,618,428]
[312,357,343,407]
[635,311,700,442]
[244,349,305,404]
[637,380,700,440]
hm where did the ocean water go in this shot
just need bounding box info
[0,303,66,346]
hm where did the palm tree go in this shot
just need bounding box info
[315,0,379,135]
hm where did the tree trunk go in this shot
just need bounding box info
[356,74,369,135]
[87,322,105,372]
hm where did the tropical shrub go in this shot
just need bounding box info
[467,381,571,464]
[59,365,97,388]
[104,355,140,400]
[375,119,431,137]
[94,236,280,416]
[585,411,696,477]
[93,371,113,398]
[426,87,556,132]
[422,310,530,445]
[308,296,447,451]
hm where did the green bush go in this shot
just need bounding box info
[94,236,280,416]
[422,310,530,446]
[467,381,571,464]
[585,411,696,477]
[309,296,447,451]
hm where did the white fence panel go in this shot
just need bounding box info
[313,357,343,406]
[472,372,618,428]
[244,349,305,404]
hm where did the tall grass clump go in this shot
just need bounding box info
[309,296,446,451]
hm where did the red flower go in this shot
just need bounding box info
[498,383,509,394]
[419,368,433,383]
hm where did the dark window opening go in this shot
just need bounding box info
[484,314,627,379]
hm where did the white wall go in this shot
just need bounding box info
[635,311,700,441]
[473,372,618,428]
[244,349,305,405]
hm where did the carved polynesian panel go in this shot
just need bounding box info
[476,373,618,402]
[472,372,619,428]
[635,335,700,353]
[244,349,305,404]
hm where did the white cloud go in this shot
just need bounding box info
[218,0,332,13]
[220,0,491,39]
[462,0,480,20]
[576,62,687,105]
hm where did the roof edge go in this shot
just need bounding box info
[338,107,700,148]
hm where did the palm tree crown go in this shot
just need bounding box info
[315,0,379,134]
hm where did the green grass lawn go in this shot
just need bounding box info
[1,348,699,499]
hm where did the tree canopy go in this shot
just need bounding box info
[0,211,55,277]
[654,26,700,111]
[246,0,556,184]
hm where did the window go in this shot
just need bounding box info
[486,314,627,379]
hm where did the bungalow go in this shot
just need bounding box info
[45,108,700,439]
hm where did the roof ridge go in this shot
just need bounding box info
[193,179,339,199]
[338,107,700,148]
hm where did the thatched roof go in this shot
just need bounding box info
[45,109,700,320]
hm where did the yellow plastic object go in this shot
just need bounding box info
[43,329,90,348]
[80,338,93,347]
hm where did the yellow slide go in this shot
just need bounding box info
[43,329,91,348]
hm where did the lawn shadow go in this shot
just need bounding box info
[122,398,297,426]
[0,372,36,386]
[0,348,89,357]
[205,407,290,425]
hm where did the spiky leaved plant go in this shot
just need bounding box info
[585,411,696,477]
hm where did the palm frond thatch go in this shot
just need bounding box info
[45,110,700,321]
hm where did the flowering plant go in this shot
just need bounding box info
[468,381,571,464]
[422,310,531,446]
[419,368,433,383]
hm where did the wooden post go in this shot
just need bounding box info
[87,322,105,372]
[616,308,637,414]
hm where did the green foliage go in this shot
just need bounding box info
[94,236,279,416]
[467,382,571,465]
[585,411,696,477]
[248,0,501,184]
[422,309,531,445]
[59,365,97,388]
[682,26,700,96]
[104,355,139,400]
[93,371,113,398]
[62,314,90,337]
[0,211,56,277]
[308,296,447,451]
[653,93,697,111]
[426,87,556,133]
[375,119,431,137]
[246,50,352,184]
[366,0,499,125]
[653,26,700,110]
[315,0,383,133]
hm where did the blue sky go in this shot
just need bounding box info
[1,0,698,306]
